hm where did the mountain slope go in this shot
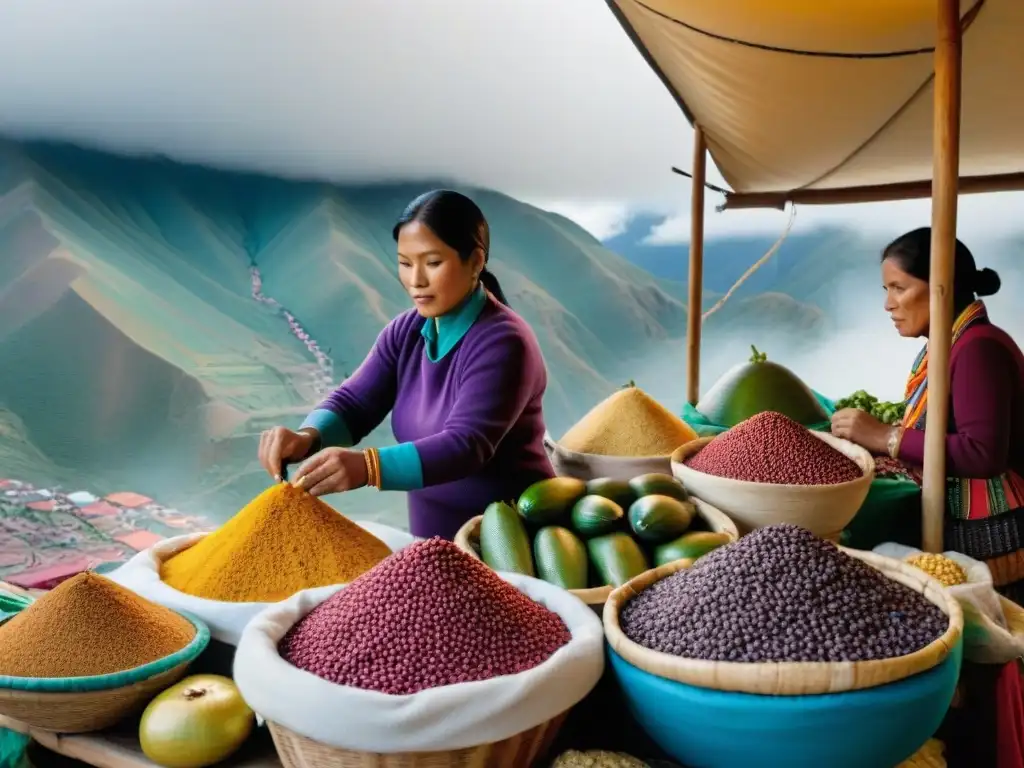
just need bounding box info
[0,140,749,524]
[0,139,843,526]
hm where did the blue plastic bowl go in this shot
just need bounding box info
[608,639,962,768]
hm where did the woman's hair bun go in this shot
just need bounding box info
[974,267,1002,297]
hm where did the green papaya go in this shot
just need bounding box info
[695,345,829,428]
[517,477,587,526]
[587,533,650,588]
[653,531,732,567]
[533,526,589,590]
[584,478,637,509]
[479,501,535,576]
[628,495,696,543]
[628,473,689,503]
[571,495,625,538]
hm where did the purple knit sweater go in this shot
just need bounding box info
[898,321,1024,480]
[304,293,554,539]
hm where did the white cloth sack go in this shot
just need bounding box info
[107,521,415,646]
[874,542,1024,664]
[233,572,605,752]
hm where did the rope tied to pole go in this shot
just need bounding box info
[700,203,798,323]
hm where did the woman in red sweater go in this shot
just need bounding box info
[832,227,1023,768]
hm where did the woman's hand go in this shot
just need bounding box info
[293,448,369,497]
[830,408,892,455]
[258,427,316,482]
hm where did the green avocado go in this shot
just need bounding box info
[479,501,535,576]
[587,533,650,588]
[533,526,589,590]
[628,495,696,544]
[653,531,733,567]
[584,478,637,509]
[628,473,689,503]
[517,477,587,526]
[571,495,625,538]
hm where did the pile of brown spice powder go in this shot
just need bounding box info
[0,572,196,678]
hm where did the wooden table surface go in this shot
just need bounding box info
[0,715,282,768]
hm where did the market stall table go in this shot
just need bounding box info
[1,581,281,768]
[0,715,281,768]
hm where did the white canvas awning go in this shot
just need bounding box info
[606,0,1024,208]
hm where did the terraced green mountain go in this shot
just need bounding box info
[0,139,827,527]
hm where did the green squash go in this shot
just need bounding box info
[696,345,829,428]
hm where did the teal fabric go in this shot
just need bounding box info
[608,639,961,768]
[814,391,838,413]
[844,478,923,550]
[0,591,32,627]
[378,442,425,491]
[0,729,29,768]
[0,611,209,692]
[816,391,924,550]
[420,284,487,363]
[680,389,835,436]
[678,403,728,437]
[299,408,354,449]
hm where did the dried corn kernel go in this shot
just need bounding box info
[898,738,946,767]
[907,553,967,587]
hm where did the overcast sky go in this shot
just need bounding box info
[0,0,1021,246]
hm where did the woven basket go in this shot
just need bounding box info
[0,611,210,732]
[454,498,738,611]
[267,711,566,768]
[671,431,875,541]
[604,548,963,695]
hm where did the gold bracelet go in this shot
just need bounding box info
[363,450,377,489]
[364,448,382,490]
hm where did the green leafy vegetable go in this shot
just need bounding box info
[834,389,906,425]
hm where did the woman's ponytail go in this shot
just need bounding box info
[480,267,510,306]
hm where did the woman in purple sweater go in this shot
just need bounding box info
[258,190,554,540]
[831,227,1024,767]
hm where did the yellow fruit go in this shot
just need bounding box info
[140,675,254,768]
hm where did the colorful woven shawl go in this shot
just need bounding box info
[903,300,1024,520]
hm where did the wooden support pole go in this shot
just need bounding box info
[922,0,963,553]
[686,126,707,406]
[720,172,1024,211]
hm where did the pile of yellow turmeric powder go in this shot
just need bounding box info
[161,483,392,602]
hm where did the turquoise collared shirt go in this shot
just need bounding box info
[420,283,488,363]
[299,284,489,492]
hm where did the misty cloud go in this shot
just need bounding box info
[1,0,1022,243]
[0,0,688,207]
